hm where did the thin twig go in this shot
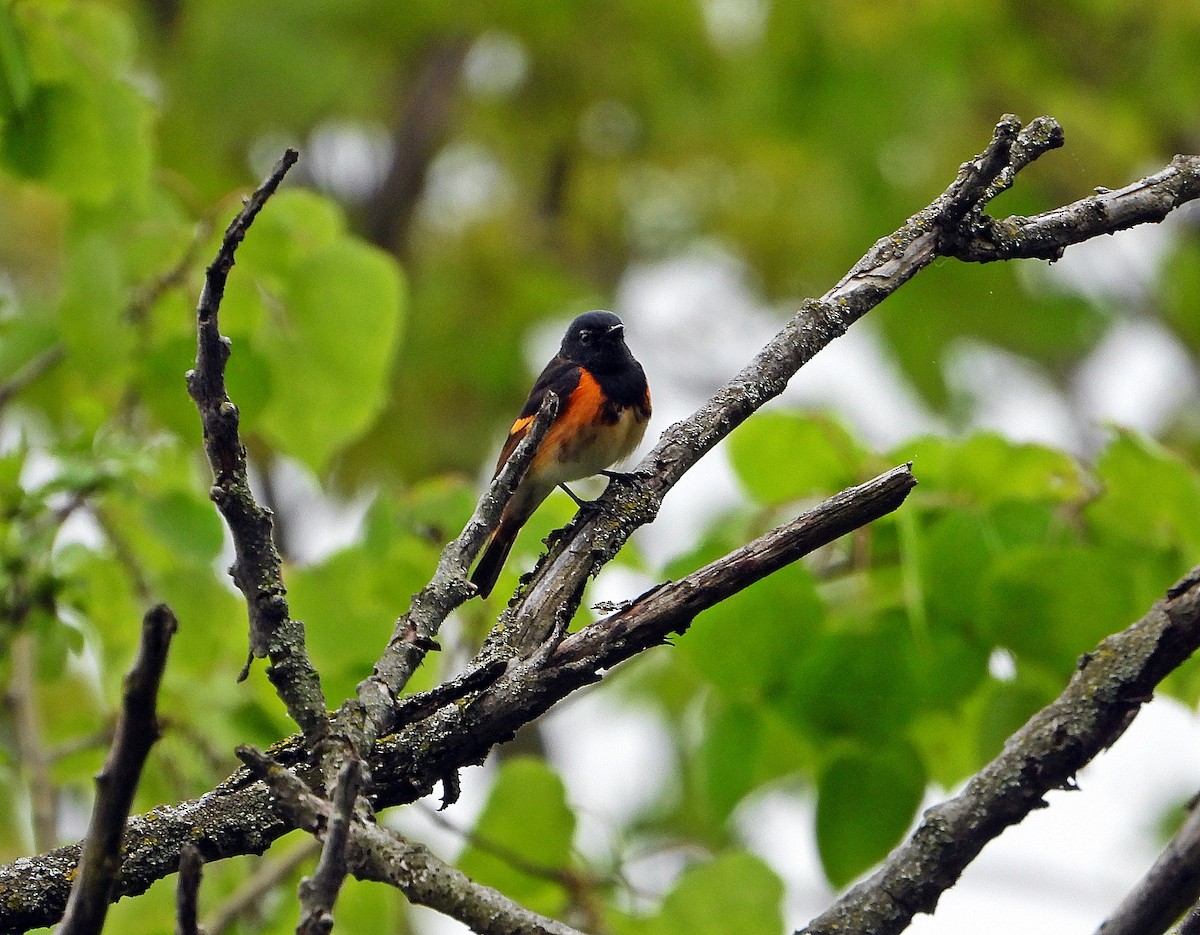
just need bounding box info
[56,604,178,935]
[418,804,611,934]
[237,747,585,935]
[297,758,362,935]
[184,148,329,747]
[352,824,587,935]
[1096,793,1200,935]
[175,844,205,935]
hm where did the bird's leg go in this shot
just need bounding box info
[557,483,596,509]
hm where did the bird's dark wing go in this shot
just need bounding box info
[492,355,582,476]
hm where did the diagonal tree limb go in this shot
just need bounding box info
[1094,791,1200,935]
[351,823,587,935]
[944,152,1200,263]
[297,758,362,935]
[795,565,1200,935]
[55,604,178,935]
[185,148,329,747]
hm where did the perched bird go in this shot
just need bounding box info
[471,310,651,598]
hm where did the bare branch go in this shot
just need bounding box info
[297,758,362,935]
[184,148,329,746]
[945,153,1200,263]
[1095,792,1200,935]
[56,604,178,935]
[175,844,205,935]
[795,566,1200,935]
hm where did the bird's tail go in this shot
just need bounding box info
[470,517,521,598]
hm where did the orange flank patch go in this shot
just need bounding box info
[534,370,646,483]
[492,370,648,485]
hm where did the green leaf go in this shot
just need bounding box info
[235,188,345,277]
[141,489,224,564]
[919,509,994,635]
[3,1,150,205]
[729,411,866,504]
[457,757,576,917]
[979,545,1140,675]
[968,668,1062,764]
[898,433,1088,506]
[642,852,784,935]
[1086,430,1200,556]
[776,615,919,743]
[258,238,404,471]
[288,513,439,704]
[679,562,822,702]
[1162,236,1200,358]
[57,227,131,393]
[815,742,925,887]
[222,190,406,473]
[698,698,764,822]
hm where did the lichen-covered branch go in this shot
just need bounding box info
[184,148,328,747]
[297,758,361,935]
[796,566,1200,935]
[0,461,914,931]
[56,604,178,935]
[238,747,585,935]
[352,825,586,935]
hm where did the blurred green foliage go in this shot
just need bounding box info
[2,0,1200,931]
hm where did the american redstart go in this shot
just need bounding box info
[471,310,651,598]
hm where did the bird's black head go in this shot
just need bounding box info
[559,310,635,372]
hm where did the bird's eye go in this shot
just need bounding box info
[579,330,592,344]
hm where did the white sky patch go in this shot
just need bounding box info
[946,340,1085,451]
[1073,316,1198,444]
